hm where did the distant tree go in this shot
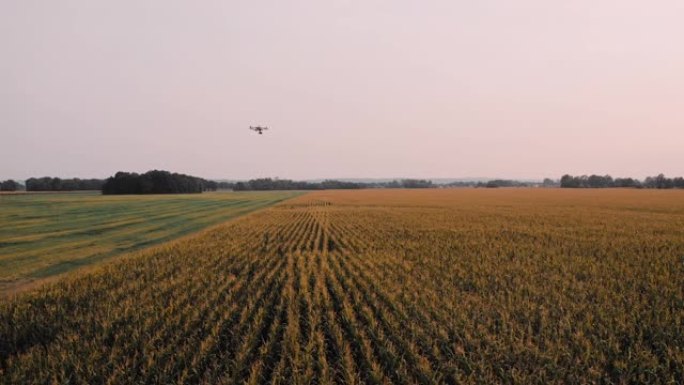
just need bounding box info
[26,177,49,191]
[102,170,209,195]
[560,174,579,188]
[25,177,103,191]
[443,181,475,187]
[203,180,218,191]
[542,178,558,187]
[60,179,78,191]
[232,178,374,191]
[643,176,655,189]
[49,177,62,191]
[655,174,673,189]
[614,178,640,188]
[587,175,613,188]
[400,179,434,189]
[561,173,683,189]
[476,179,533,188]
[0,179,21,191]
[674,177,684,188]
[320,180,363,189]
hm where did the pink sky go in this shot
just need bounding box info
[2,0,683,180]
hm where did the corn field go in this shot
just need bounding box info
[1,189,683,384]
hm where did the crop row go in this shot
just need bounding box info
[1,190,683,384]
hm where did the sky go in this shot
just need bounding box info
[2,0,683,181]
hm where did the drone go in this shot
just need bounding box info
[249,126,269,135]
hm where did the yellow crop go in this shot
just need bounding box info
[1,189,683,384]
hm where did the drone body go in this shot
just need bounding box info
[249,126,268,135]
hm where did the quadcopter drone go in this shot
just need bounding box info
[249,126,269,135]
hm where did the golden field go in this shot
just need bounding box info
[1,189,683,384]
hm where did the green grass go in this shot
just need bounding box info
[0,191,301,286]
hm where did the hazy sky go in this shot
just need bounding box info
[2,1,683,180]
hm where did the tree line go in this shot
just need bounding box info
[1,177,105,192]
[102,170,218,194]
[24,177,105,191]
[7,173,683,193]
[560,174,684,189]
[443,179,559,188]
[0,180,24,191]
[231,178,435,191]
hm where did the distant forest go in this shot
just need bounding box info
[3,173,683,193]
[25,177,105,191]
[445,179,558,188]
[0,177,104,192]
[231,178,435,191]
[0,177,546,192]
[0,179,24,191]
[560,174,684,189]
[102,171,218,194]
